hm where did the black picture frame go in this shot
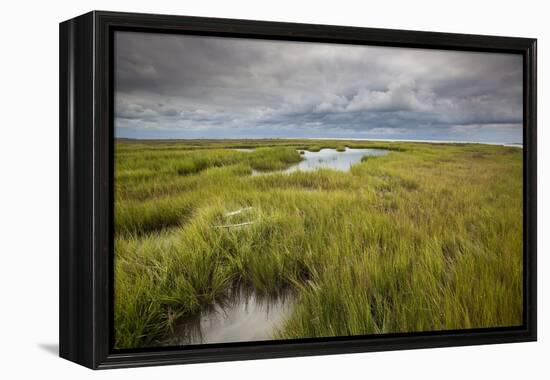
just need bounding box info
[59,10,537,369]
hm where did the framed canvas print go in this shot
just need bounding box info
[59,11,537,369]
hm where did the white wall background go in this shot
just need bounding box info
[0,0,547,377]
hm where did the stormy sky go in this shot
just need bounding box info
[114,31,523,143]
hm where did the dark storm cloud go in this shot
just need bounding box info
[114,31,523,142]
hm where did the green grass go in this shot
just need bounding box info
[114,139,523,348]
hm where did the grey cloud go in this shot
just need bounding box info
[114,31,523,143]
[346,78,434,112]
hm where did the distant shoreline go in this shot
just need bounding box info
[115,137,523,148]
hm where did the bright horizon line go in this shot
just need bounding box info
[115,136,523,146]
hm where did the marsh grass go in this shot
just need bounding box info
[114,139,522,348]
